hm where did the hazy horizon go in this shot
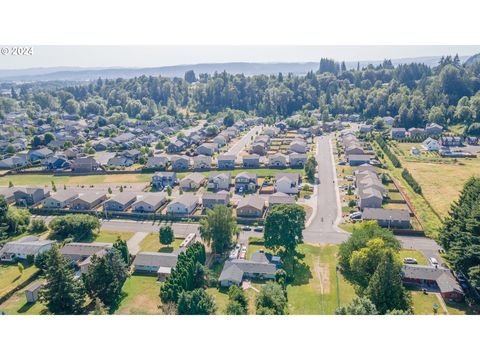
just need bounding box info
[0,45,479,70]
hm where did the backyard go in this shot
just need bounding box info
[115,275,163,315]
[0,286,47,315]
[0,263,39,298]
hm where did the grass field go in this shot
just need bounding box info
[286,244,355,315]
[115,275,162,315]
[398,249,429,265]
[139,233,183,252]
[93,230,134,243]
[410,291,445,315]
[0,263,39,298]
[0,286,47,315]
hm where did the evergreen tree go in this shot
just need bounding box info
[199,205,237,254]
[159,225,174,245]
[177,289,216,315]
[336,296,378,315]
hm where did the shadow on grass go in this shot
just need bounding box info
[159,246,174,253]
[286,253,312,286]
[17,301,35,314]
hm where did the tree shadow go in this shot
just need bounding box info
[159,246,174,253]
[287,254,312,286]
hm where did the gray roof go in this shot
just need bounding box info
[106,192,137,205]
[402,265,463,294]
[60,242,112,257]
[74,192,106,204]
[170,193,198,207]
[47,191,78,202]
[237,195,265,211]
[202,191,230,201]
[133,193,166,207]
[219,258,277,283]
[0,236,54,256]
[133,252,179,268]
[362,208,410,222]
[269,192,295,205]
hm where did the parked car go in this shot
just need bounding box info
[403,257,418,264]
[337,161,346,165]
[229,248,239,260]
[254,226,263,232]
[242,226,252,231]
[349,212,362,220]
[430,257,439,266]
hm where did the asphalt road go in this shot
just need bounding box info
[224,125,262,161]
[303,135,349,244]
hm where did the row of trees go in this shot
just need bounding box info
[376,136,402,168]
[0,195,31,244]
[401,169,422,194]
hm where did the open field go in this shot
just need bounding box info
[286,244,355,315]
[0,286,47,315]
[139,233,183,252]
[115,275,162,315]
[0,263,39,298]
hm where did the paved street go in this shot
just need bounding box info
[224,125,262,161]
[303,135,349,244]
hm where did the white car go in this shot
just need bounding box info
[403,257,418,264]
[349,212,362,220]
[430,257,439,266]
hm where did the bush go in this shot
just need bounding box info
[48,214,100,241]
[30,219,47,233]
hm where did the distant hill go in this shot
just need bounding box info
[0,55,470,82]
[465,53,480,67]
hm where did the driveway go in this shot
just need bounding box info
[126,231,148,255]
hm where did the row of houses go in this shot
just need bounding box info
[391,123,443,140]
[340,131,372,166]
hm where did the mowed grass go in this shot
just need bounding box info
[93,230,134,243]
[287,244,355,315]
[410,291,445,315]
[0,287,47,315]
[115,275,162,315]
[0,263,39,298]
[403,158,480,218]
[398,249,429,265]
[139,233,183,252]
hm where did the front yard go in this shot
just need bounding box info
[93,230,134,243]
[139,233,183,252]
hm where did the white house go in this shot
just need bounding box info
[167,194,199,215]
[0,235,54,262]
[422,137,441,151]
[43,192,79,208]
[274,173,300,194]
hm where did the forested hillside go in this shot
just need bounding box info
[2,55,480,133]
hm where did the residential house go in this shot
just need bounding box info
[167,140,186,154]
[441,136,463,147]
[43,192,79,208]
[218,254,278,287]
[0,155,28,169]
[250,142,267,156]
[362,208,411,229]
[28,147,53,161]
[192,155,212,170]
[133,250,184,281]
[467,136,479,145]
[359,124,373,134]
[107,156,133,168]
[0,235,54,262]
[60,242,113,274]
[71,157,99,173]
[236,196,265,218]
[207,172,231,191]
[213,135,227,147]
[70,192,107,210]
[152,171,177,189]
[202,191,230,209]
[167,194,199,215]
[242,154,260,168]
[345,144,365,156]
[179,173,206,191]
[145,156,169,170]
[45,156,70,170]
[408,127,425,138]
[217,154,236,170]
[356,166,385,210]
[268,153,288,168]
[0,187,17,203]
[196,143,217,156]
[422,137,441,151]
[382,116,395,126]
[171,155,190,171]
[425,123,443,136]
[288,140,308,154]
[391,128,407,140]
[132,193,167,213]
[289,153,307,168]
[14,187,49,206]
[103,193,137,212]
[234,172,258,192]
[274,173,300,194]
[401,265,464,302]
[268,192,295,209]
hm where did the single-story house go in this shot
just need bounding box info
[217,154,236,170]
[250,142,267,156]
[288,140,308,154]
[103,193,137,212]
[133,251,184,281]
[236,196,265,218]
[408,127,425,138]
[14,187,49,206]
[0,235,54,262]
[441,136,463,147]
[60,242,113,274]
[391,128,407,140]
[0,187,18,203]
[207,172,231,191]
[131,193,167,213]
[152,171,177,189]
[70,192,107,210]
[167,194,199,215]
[274,173,300,194]
[422,137,441,151]
[213,135,227,147]
[202,191,230,209]
[348,154,371,166]
[43,192,79,208]
[362,208,411,229]
[28,147,54,161]
[345,144,365,156]
[359,124,373,134]
[425,123,443,136]
[218,254,278,287]
[402,264,464,302]
[171,155,190,171]
[179,173,206,191]
[144,156,169,170]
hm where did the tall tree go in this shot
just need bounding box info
[177,289,216,315]
[255,281,287,315]
[40,246,86,314]
[199,205,237,254]
[159,225,174,245]
[304,156,318,183]
[336,296,378,315]
[225,285,248,315]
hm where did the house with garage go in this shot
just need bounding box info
[152,171,176,189]
[213,134,227,147]
[345,144,365,156]
[268,192,295,209]
[425,122,443,136]
[167,140,186,153]
[207,172,231,191]
[133,250,185,281]
[0,155,28,170]
[234,172,257,192]
[348,154,371,166]
[408,127,425,138]
[422,137,441,151]
[202,191,230,209]
[171,155,190,171]
[401,264,464,302]
[0,187,17,203]
[242,154,260,168]
[28,147,54,161]
[289,153,307,168]
[441,136,463,147]
[217,154,236,170]
[179,173,206,191]
[274,173,300,194]
[167,194,199,215]
[250,142,267,156]
[60,242,113,274]
[132,193,167,213]
[218,252,278,287]
[288,140,308,154]
[43,192,79,209]
[103,193,137,212]
[107,156,133,168]
[145,155,169,170]
[236,196,265,218]
[192,155,212,170]
[390,128,407,140]
[362,208,411,229]
[355,166,385,209]
[71,157,99,173]
[14,187,49,206]
[268,153,288,168]
[70,192,107,210]
[196,143,217,156]
[0,235,54,262]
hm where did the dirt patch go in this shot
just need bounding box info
[313,259,330,294]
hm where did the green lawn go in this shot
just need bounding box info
[246,236,266,259]
[115,275,162,315]
[0,287,47,315]
[93,230,134,243]
[287,244,356,315]
[0,263,39,298]
[139,233,183,252]
[398,249,429,265]
[410,291,446,315]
